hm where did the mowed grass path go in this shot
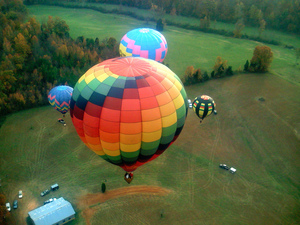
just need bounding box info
[27,5,300,84]
[0,73,299,224]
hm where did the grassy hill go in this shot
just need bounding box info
[1,73,299,225]
[26,5,300,85]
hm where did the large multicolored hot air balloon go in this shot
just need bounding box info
[70,57,188,183]
[192,95,216,123]
[48,85,73,116]
[119,28,168,63]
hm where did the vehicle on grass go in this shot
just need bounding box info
[13,200,18,209]
[40,189,50,197]
[188,99,192,109]
[58,118,66,126]
[19,190,23,198]
[6,203,11,212]
[214,109,217,114]
[44,198,57,205]
[219,164,229,170]
[51,183,59,191]
[230,167,237,174]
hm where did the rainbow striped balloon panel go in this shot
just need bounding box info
[70,57,187,168]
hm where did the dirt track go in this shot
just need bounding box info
[77,185,173,225]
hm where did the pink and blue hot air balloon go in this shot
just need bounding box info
[119,28,168,62]
[48,85,73,116]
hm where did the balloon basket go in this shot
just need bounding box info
[124,172,134,184]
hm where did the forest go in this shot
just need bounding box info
[24,0,300,34]
[0,0,119,117]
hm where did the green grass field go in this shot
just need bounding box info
[26,5,300,85]
[41,2,300,48]
[1,73,299,225]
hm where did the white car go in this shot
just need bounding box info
[219,164,229,170]
[19,190,23,199]
[40,189,50,197]
[188,99,193,109]
[229,167,237,174]
[6,202,11,212]
[44,198,57,205]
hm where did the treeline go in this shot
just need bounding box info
[182,45,274,86]
[24,0,300,35]
[0,0,119,117]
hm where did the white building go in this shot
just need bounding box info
[28,197,75,225]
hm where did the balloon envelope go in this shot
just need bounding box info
[70,57,188,172]
[48,85,73,114]
[119,28,168,62]
[192,95,216,120]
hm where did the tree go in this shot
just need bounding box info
[249,5,264,28]
[234,2,244,20]
[233,2,245,38]
[101,182,106,193]
[259,19,266,37]
[3,37,13,54]
[156,18,164,32]
[249,46,273,72]
[233,18,245,38]
[53,17,69,38]
[56,44,69,57]
[200,16,210,29]
[14,33,31,57]
[0,70,16,94]
[170,7,176,16]
[184,65,194,84]
[213,56,228,77]
[244,60,249,71]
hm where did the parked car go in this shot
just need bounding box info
[51,183,59,191]
[58,118,66,126]
[188,99,193,109]
[229,167,237,174]
[13,200,18,209]
[214,110,217,114]
[40,189,50,197]
[219,164,229,170]
[44,198,57,205]
[6,203,11,212]
[19,190,23,199]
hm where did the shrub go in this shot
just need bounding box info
[202,71,209,81]
[225,66,233,76]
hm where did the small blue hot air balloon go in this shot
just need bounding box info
[48,85,73,116]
